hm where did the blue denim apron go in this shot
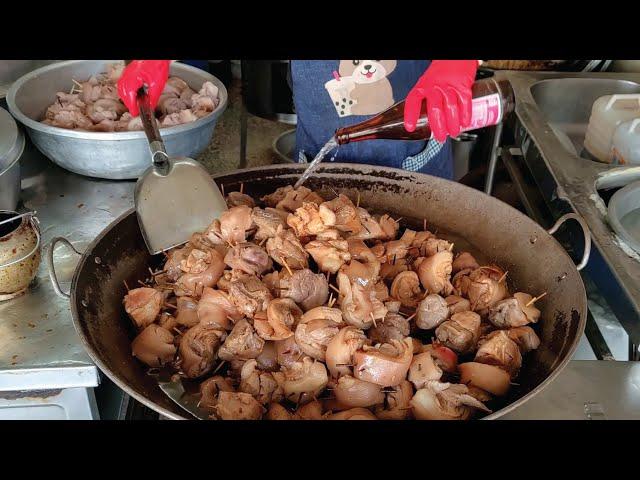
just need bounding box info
[291,60,453,180]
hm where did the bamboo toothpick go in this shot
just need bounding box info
[240,182,244,194]
[329,284,340,294]
[498,271,508,284]
[370,312,377,328]
[212,230,233,248]
[328,293,337,308]
[221,183,225,197]
[281,258,293,276]
[423,219,427,231]
[356,192,361,208]
[123,280,130,292]
[405,312,417,322]
[525,291,547,307]
[213,361,226,375]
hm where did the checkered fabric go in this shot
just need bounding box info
[401,139,445,172]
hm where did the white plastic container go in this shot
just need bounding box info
[584,94,640,163]
[611,118,640,165]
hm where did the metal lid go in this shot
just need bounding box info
[0,107,20,172]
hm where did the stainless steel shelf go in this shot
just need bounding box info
[504,70,640,355]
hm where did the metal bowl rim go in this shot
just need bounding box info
[6,60,228,141]
[271,128,296,163]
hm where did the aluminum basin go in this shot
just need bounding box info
[6,60,228,180]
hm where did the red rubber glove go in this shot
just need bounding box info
[404,60,479,143]
[117,60,171,116]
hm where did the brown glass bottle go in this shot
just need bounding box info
[335,77,515,145]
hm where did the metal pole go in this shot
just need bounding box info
[585,310,615,361]
[240,101,248,169]
[484,121,504,195]
[239,61,248,169]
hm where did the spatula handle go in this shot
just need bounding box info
[137,87,170,176]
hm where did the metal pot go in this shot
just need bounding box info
[0,107,24,211]
[6,60,228,180]
[0,155,21,212]
[0,211,41,301]
[272,128,296,163]
[48,164,589,419]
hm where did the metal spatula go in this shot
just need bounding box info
[157,376,210,420]
[134,88,227,255]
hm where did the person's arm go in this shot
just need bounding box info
[117,60,172,116]
[403,60,480,143]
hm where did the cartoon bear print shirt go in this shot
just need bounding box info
[291,60,453,179]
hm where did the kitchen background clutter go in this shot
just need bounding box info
[2,59,640,420]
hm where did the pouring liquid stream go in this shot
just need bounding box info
[294,136,339,188]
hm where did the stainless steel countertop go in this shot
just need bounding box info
[0,138,134,391]
[502,360,640,420]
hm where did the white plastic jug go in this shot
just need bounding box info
[611,118,640,165]
[584,94,640,163]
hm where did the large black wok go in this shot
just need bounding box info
[53,164,589,419]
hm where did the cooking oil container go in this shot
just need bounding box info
[611,118,640,165]
[584,94,640,162]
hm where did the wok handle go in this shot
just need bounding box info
[47,237,82,299]
[137,87,170,176]
[547,213,592,271]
